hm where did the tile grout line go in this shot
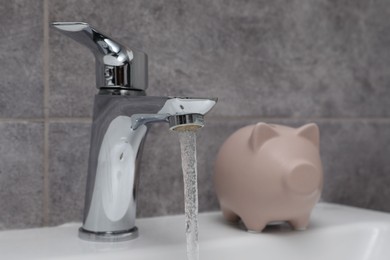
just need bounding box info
[1,116,390,123]
[42,0,50,227]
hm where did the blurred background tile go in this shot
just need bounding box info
[48,122,90,225]
[319,120,390,211]
[0,122,43,229]
[0,1,43,118]
[49,0,390,118]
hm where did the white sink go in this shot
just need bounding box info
[1,203,390,260]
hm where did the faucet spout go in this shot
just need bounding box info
[163,97,217,130]
[130,97,217,130]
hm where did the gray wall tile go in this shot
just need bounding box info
[319,121,390,212]
[48,122,90,225]
[49,0,389,118]
[0,1,43,118]
[137,124,184,217]
[49,32,95,117]
[0,122,43,229]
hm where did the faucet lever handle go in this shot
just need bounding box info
[52,22,148,92]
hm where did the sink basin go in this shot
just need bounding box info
[1,203,390,260]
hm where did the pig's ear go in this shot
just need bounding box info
[296,123,319,148]
[249,123,278,151]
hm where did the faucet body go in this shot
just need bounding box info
[52,22,216,242]
[81,94,215,242]
[80,95,166,241]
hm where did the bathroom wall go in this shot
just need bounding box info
[0,0,389,229]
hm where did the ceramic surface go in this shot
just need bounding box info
[1,203,389,260]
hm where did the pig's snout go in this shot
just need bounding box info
[284,162,321,195]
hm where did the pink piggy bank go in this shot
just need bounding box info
[214,122,323,232]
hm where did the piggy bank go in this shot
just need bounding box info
[214,122,323,232]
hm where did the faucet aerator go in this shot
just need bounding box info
[168,114,204,131]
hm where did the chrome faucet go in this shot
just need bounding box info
[52,22,216,242]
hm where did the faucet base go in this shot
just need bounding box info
[78,227,138,242]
